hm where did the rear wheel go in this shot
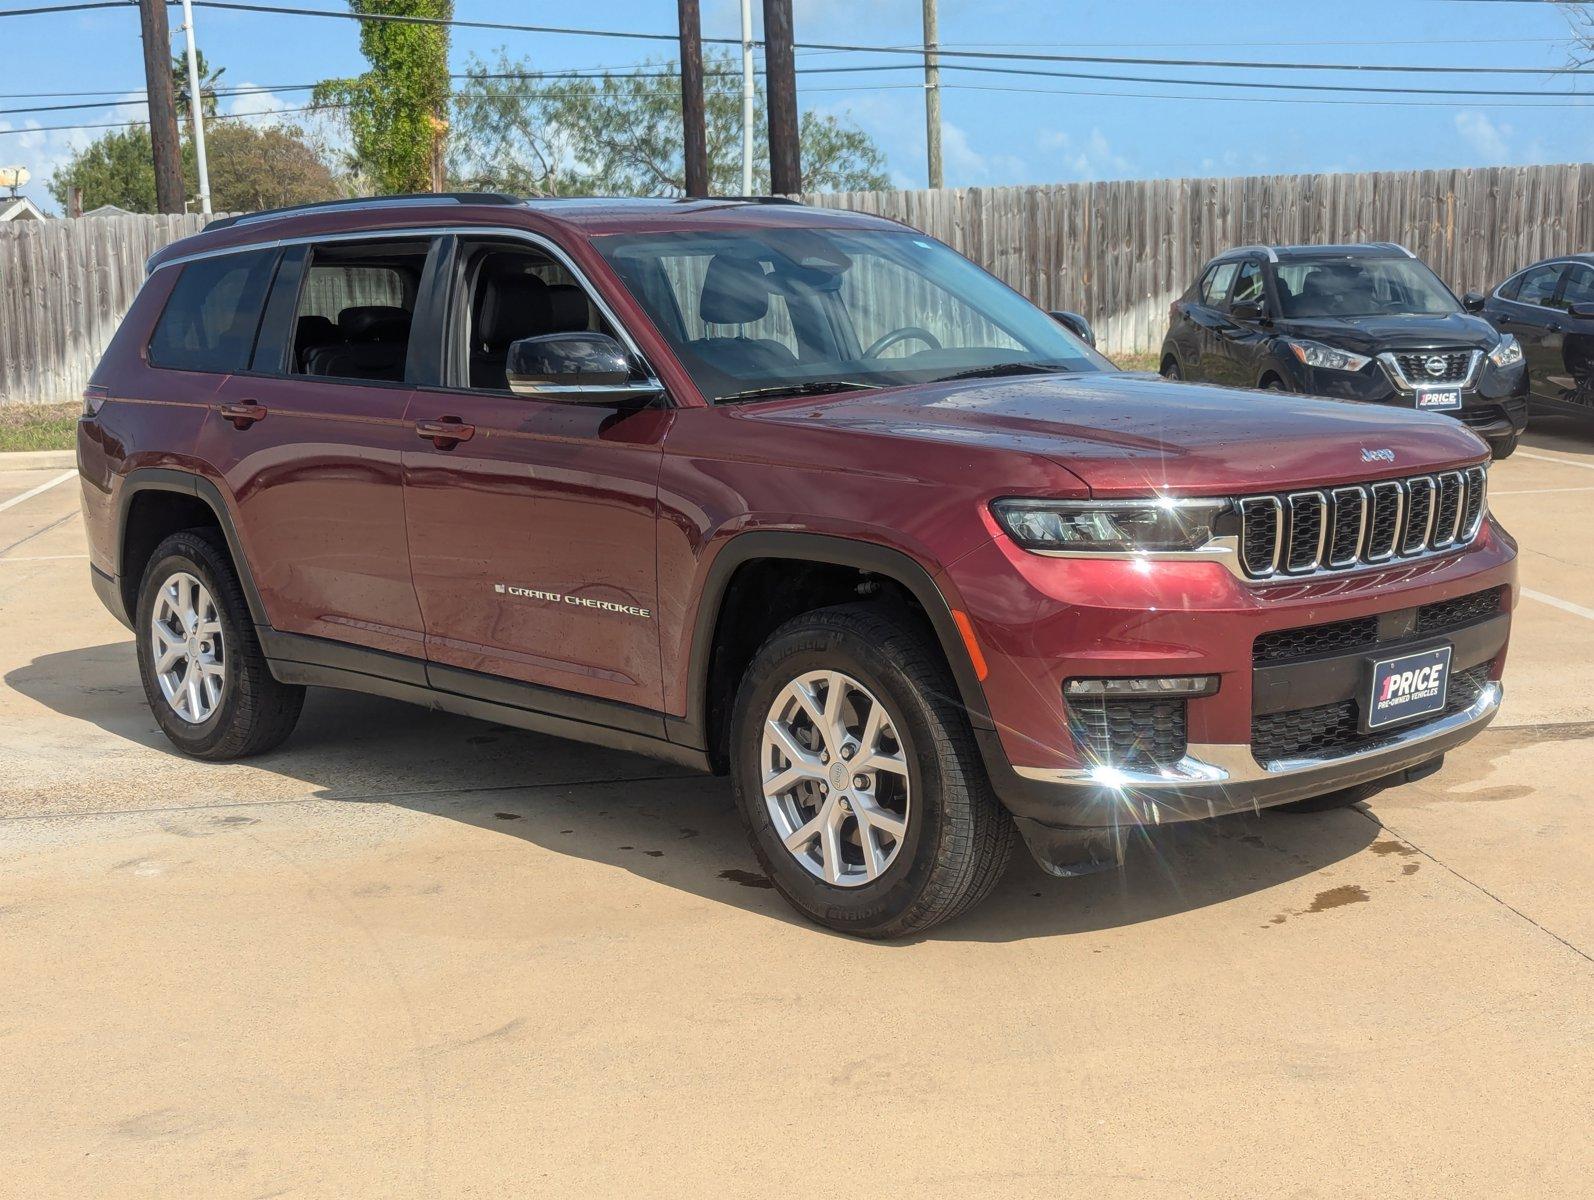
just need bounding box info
[729,604,1015,938]
[135,530,304,760]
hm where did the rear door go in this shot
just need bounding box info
[1549,263,1594,410]
[198,235,437,659]
[1487,261,1567,402]
[400,234,671,715]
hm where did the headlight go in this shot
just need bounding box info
[1489,333,1523,368]
[1285,339,1371,372]
[992,498,1228,554]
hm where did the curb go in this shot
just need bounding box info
[0,450,75,470]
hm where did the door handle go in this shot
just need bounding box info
[416,417,475,448]
[218,401,267,429]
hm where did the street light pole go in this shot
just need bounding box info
[179,0,211,215]
[923,0,942,190]
[740,0,755,194]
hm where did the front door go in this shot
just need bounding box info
[1489,261,1566,404]
[1549,263,1594,410]
[401,237,670,713]
[198,236,436,659]
[1211,259,1269,389]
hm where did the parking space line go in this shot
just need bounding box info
[0,470,74,514]
[1517,450,1594,473]
[1523,587,1594,623]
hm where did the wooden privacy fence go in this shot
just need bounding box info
[806,162,1594,355]
[4,162,1594,404]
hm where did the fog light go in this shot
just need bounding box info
[1064,676,1219,698]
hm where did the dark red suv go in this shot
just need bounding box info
[78,194,1515,936]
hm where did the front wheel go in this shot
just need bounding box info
[729,604,1015,938]
[1488,432,1519,460]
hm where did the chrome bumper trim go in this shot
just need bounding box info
[1012,681,1501,788]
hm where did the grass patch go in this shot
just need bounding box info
[0,403,79,453]
[1108,351,1161,373]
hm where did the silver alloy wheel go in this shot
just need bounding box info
[761,669,911,887]
[150,571,225,724]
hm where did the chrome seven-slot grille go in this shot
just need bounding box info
[1237,466,1487,579]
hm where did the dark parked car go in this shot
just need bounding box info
[1161,243,1529,458]
[1480,253,1594,418]
[79,196,1514,937]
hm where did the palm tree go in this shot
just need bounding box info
[171,50,225,125]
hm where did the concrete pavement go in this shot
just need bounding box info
[1,426,1591,1198]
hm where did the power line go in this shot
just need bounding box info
[0,2,127,16]
[185,1,1594,77]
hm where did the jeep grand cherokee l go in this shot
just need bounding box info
[1161,243,1530,458]
[78,195,1516,937]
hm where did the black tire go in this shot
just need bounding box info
[1161,357,1182,380]
[1488,432,1519,460]
[135,529,304,760]
[1261,375,1289,392]
[728,604,1015,939]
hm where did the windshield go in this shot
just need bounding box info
[594,227,1111,403]
[1275,256,1460,319]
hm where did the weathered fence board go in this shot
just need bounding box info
[4,163,1594,404]
[810,162,1594,355]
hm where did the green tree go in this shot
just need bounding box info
[172,49,226,122]
[314,1,452,194]
[49,122,340,214]
[48,126,160,212]
[448,50,889,196]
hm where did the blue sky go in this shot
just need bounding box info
[2,0,1591,213]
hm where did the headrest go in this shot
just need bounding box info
[699,255,772,325]
[295,314,339,346]
[478,273,551,348]
[545,284,591,333]
[338,305,411,342]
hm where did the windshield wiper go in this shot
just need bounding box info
[717,380,884,403]
[930,361,1071,384]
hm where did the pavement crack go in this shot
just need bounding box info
[1355,809,1593,967]
[0,511,76,557]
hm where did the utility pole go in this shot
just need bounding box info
[137,0,185,214]
[678,0,709,197]
[762,0,800,195]
[740,0,755,195]
[179,0,211,215]
[922,0,943,190]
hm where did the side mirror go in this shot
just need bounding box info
[1230,300,1266,324]
[1462,291,1486,312]
[1569,303,1594,321]
[505,332,662,404]
[1048,310,1095,347]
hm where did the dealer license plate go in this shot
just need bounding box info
[1366,646,1452,731]
[1415,389,1462,412]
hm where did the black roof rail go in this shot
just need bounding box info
[207,192,522,230]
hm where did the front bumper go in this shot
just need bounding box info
[947,516,1516,838]
[1287,356,1529,439]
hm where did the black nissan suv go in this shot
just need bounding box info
[1160,243,1530,458]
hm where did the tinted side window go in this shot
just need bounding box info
[1560,264,1594,309]
[147,249,278,372]
[1510,263,1564,307]
[1199,262,1238,307]
[1231,261,1264,309]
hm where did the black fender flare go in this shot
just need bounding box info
[115,467,271,629]
[672,530,995,757]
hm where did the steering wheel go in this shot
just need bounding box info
[863,326,943,358]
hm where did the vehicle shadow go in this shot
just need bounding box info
[9,641,1381,944]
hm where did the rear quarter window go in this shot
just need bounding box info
[147,249,278,372]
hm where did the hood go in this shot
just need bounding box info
[1275,311,1500,355]
[750,371,1490,497]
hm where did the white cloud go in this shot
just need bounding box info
[1454,111,1512,163]
[1035,127,1132,182]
